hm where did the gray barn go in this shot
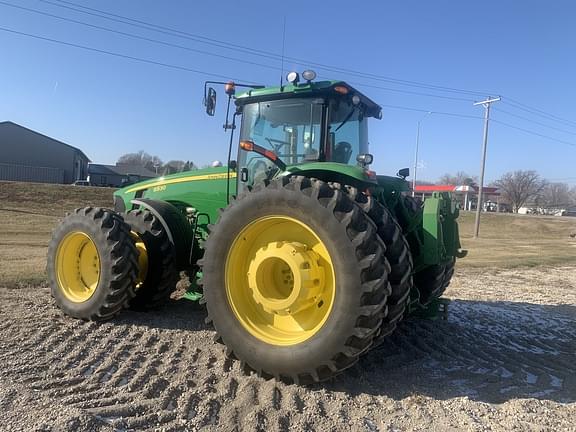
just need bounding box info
[0,121,90,184]
[88,164,157,188]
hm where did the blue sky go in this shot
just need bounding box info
[1,0,575,185]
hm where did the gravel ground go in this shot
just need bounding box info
[1,267,575,431]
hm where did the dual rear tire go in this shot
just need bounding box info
[47,207,178,320]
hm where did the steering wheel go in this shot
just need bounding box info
[265,137,291,153]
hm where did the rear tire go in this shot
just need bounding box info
[123,209,179,310]
[201,176,390,383]
[47,207,138,320]
[413,263,446,305]
[337,185,413,344]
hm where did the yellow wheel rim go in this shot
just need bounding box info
[130,231,149,290]
[55,231,101,303]
[225,216,335,346]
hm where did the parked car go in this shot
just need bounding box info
[72,180,91,186]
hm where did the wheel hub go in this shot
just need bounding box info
[225,215,335,346]
[55,231,100,302]
[130,231,149,290]
[247,241,324,315]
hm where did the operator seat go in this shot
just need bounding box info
[333,141,352,164]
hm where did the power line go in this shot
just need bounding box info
[0,25,251,82]
[1,1,479,103]
[346,80,475,102]
[491,119,576,147]
[38,0,493,97]
[379,103,483,119]
[493,107,576,136]
[501,100,576,130]
[3,14,575,152]
[32,0,576,130]
[0,1,281,72]
[0,21,484,121]
[505,97,576,128]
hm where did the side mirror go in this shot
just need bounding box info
[205,87,216,116]
[397,167,410,179]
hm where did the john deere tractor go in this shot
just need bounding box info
[47,70,465,384]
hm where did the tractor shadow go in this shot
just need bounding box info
[115,297,208,332]
[326,299,576,404]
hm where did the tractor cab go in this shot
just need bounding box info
[205,71,382,190]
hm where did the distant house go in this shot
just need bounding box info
[88,163,157,187]
[0,121,90,184]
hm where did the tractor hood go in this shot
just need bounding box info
[116,167,232,196]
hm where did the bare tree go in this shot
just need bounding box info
[162,160,197,175]
[162,160,186,175]
[437,171,478,186]
[537,182,574,209]
[117,151,163,172]
[495,170,547,213]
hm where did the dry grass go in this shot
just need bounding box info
[0,181,113,286]
[458,211,576,268]
[0,181,574,286]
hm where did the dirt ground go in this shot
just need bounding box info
[1,266,574,432]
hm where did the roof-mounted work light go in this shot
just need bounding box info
[302,70,317,82]
[286,71,300,85]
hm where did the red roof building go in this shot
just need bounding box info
[413,185,503,212]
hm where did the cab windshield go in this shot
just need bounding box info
[238,97,369,186]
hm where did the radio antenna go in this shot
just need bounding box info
[280,16,286,88]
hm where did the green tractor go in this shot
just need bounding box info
[47,70,466,383]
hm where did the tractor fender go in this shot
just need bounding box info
[283,163,377,190]
[130,199,193,270]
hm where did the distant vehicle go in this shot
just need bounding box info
[72,180,91,186]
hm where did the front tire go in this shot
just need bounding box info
[201,176,390,383]
[47,207,138,320]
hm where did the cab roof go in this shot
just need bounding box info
[235,80,382,119]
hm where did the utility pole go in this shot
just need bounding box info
[473,96,500,238]
[412,111,432,197]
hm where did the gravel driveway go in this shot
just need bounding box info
[1,267,574,431]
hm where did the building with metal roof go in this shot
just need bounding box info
[0,121,90,184]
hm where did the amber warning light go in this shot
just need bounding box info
[224,81,236,95]
[239,140,254,151]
